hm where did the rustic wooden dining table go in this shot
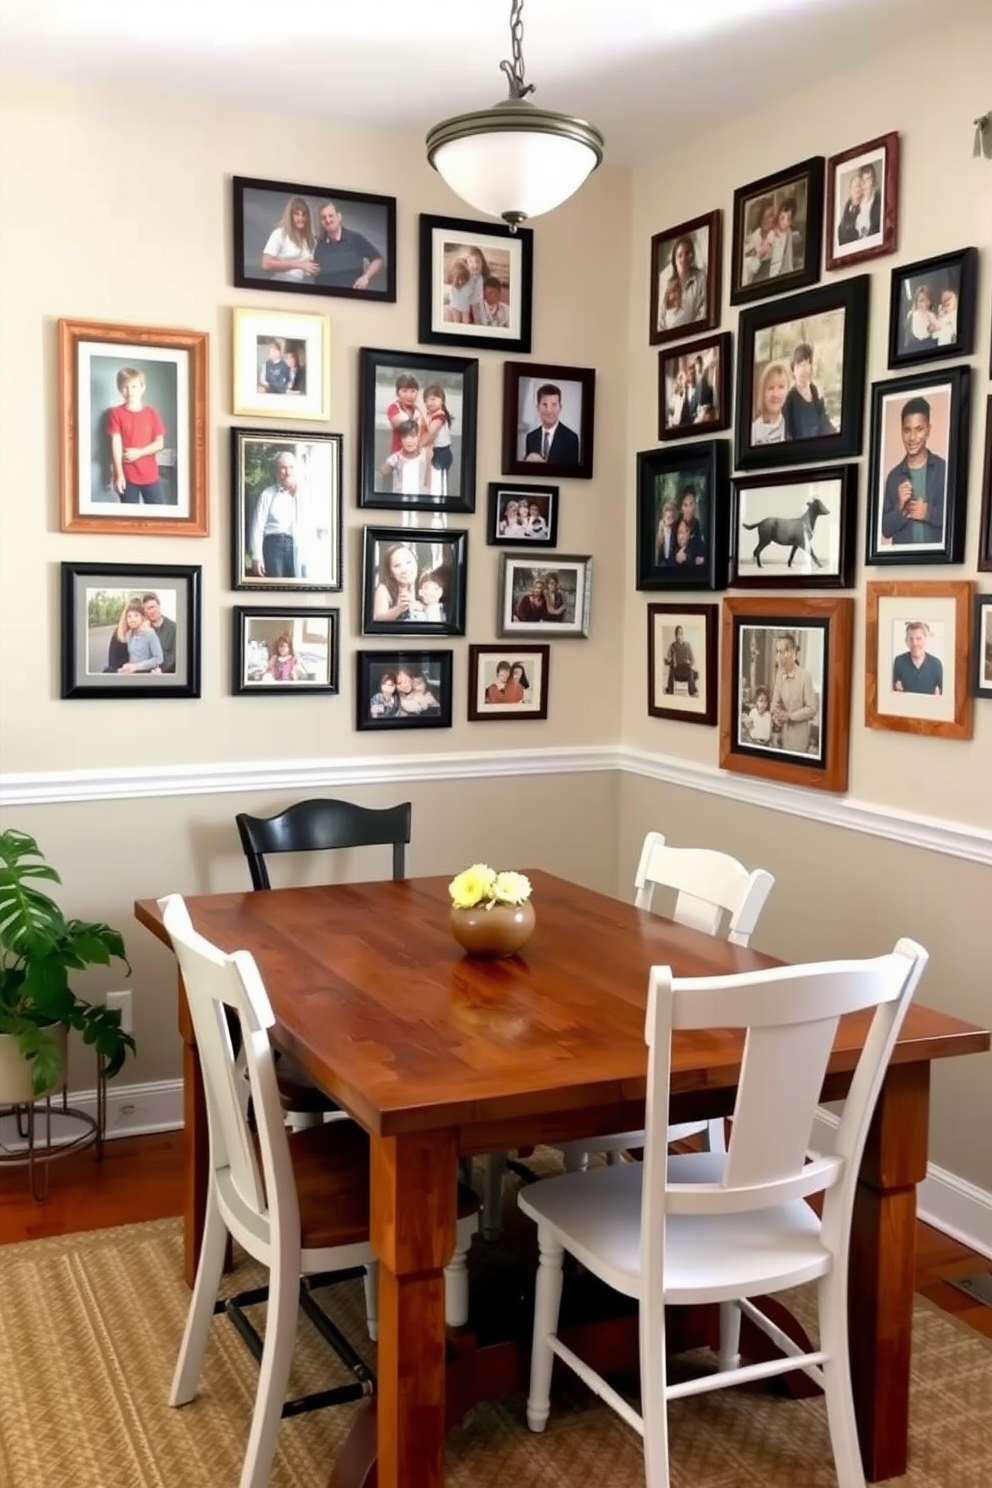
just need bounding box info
[135,870,989,1488]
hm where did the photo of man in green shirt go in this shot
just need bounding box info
[892,620,943,696]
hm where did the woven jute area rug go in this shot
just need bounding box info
[1,1203,990,1488]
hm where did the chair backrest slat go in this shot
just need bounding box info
[633,831,774,948]
[236,798,412,890]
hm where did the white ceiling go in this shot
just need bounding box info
[0,0,964,165]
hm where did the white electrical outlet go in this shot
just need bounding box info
[105,989,133,1035]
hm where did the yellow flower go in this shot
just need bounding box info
[492,871,532,906]
[449,863,496,909]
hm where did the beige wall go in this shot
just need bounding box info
[0,12,990,1197]
[622,6,992,827]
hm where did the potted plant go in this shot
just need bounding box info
[0,828,135,1100]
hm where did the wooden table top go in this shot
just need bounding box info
[135,870,989,1138]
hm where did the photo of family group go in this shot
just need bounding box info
[467,645,550,721]
[650,211,720,345]
[736,624,825,762]
[61,562,200,700]
[233,608,338,695]
[731,158,823,305]
[359,349,478,513]
[419,215,533,352]
[233,176,396,301]
[659,332,730,440]
[356,651,453,730]
[232,430,342,591]
[487,483,558,548]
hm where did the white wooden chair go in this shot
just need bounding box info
[556,831,775,1170]
[518,938,928,1488]
[160,894,479,1488]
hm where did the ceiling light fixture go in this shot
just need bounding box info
[425,0,604,231]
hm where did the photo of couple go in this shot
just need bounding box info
[468,644,549,721]
[234,177,395,300]
[660,337,727,440]
[86,589,177,677]
[750,310,844,448]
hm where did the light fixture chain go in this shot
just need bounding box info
[499,0,536,101]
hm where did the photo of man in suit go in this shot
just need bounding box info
[524,383,580,466]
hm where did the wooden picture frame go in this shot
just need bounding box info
[501,361,595,480]
[635,440,729,592]
[978,395,992,573]
[497,555,591,638]
[358,347,478,513]
[58,318,208,536]
[647,603,718,726]
[466,644,550,721]
[60,561,201,700]
[232,175,396,302]
[658,331,732,441]
[730,465,857,589]
[734,276,870,471]
[887,247,978,369]
[825,132,899,271]
[720,595,854,793]
[971,594,992,700]
[231,307,329,421]
[865,580,974,740]
[356,650,453,730]
[730,157,824,306]
[865,366,971,567]
[231,428,342,592]
[232,606,339,696]
[486,483,558,548]
[417,214,533,353]
[649,210,721,347]
[361,526,467,638]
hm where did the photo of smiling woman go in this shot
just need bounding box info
[361,528,467,637]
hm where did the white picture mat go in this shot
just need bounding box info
[232,309,328,419]
[875,596,956,723]
[77,340,190,517]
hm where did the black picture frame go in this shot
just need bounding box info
[230,428,343,592]
[501,361,596,481]
[417,214,533,354]
[730,465,857,589]
[887,247,978,369]
[658,331,732,441]
[60,562,201,700]
[232,606,339,696]
[358,347,478,513]
[356,650,453,730]
[865,366,972,567]
[486,483,558,548]
[730,156,825,306]
[649,210,722,347]
[467,644,550,721]
[971,593,992,700]
[232,175,396,302]
[361,526,468,638]
[635,440,730,592]
[978,395,992,573]
[734,275,870,471]
[647,603,718,726]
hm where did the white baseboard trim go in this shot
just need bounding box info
[0,1078,182,1152]
[2,746,988,867]
[811,1109,992,1261]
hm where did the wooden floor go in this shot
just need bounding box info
[1,1132,991,1341]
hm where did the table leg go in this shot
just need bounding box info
[177,969,209,1289]
[362,1129,457,1488]
[849,1059,930,1481]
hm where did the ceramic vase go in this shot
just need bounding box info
[450,899,536,958]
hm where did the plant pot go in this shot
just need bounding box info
[0,1025,66,1104]
[450,900,536,959]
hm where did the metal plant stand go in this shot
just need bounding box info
[0,1058,106,1201]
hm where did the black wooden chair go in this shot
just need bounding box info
[234,798,412,1123]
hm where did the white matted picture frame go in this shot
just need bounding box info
[466,645,550,721]
[647,603,718,726]
[865,580,974,740]
[231,308,329,420]
[418,214,533,353]
[497,555,591,638]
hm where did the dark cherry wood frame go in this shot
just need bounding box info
[719,595,855,793]
[729,465,858,589]
[825,132,900,272]
[466,643,550,721]
[865,580,975,741]
[59,318,209,537]
[648,208,722,347]
[977,395,992,572]
[501,361,596,481]
[647,602,718,726]
[657,331,732,442]
[134,874,989,1488]
[729,156,824,306]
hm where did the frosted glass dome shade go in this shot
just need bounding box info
[426,99,604,227]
